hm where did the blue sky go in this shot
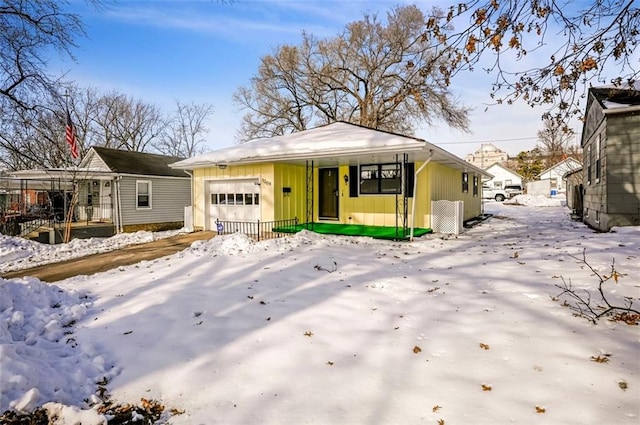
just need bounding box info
[55,0,585,158]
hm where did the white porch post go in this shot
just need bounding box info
[410,149,433,241]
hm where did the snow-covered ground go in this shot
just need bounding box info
[1,195,639,424]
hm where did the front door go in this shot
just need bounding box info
[319,167,339,219]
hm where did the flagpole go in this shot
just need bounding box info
[63,89,78,242]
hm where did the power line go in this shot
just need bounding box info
[434,133,583,146]
[434,136,538,145]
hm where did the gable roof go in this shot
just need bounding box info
[171,122,491,177]
[86,147,188,178]
[539,157,582,176]
[591,86,640,109]
[485,162,523,178]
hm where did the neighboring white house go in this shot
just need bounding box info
[483,163,523,189]
[537,157,582,195]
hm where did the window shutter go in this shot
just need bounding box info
[405,163,415,197]
[349,165,358,197]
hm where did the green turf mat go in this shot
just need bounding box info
[273,222,432,240]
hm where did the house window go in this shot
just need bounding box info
[136,180,152,209]
[211,193,259,205]
[473,175,479,197]
[462,172,469,193]
[595,134,601,182]
[360,163,401,194]
[587,145,592,185]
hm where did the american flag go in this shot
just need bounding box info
[65,110,79,159]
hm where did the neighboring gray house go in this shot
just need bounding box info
[7,147,191,242]
[580,86,640,231]
[80,147,191,233]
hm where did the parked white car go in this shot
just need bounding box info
[482,185,508,202]
[504,184,524,198]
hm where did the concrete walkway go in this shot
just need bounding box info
[1,231,217,283]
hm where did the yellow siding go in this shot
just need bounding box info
[422,162,483,223]
[340,164,412,227]
[273,163,307,221]
[190,160,483,230]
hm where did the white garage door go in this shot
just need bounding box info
[207,179,260,229]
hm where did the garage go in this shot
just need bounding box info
[206,179,260,229]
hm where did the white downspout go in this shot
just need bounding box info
[410,149,433,241]
[184,170,194,232]
[115,176,123,233]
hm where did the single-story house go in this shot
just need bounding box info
[579,85,640,231]
[169,122,492,238]
[563,166,584,220]
[4,147,191,242]
[537,157,582,195]
[483,163,523,188]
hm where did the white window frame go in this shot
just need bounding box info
[136,180,152,210]
[587,145,592,185]
[595,134,601,183]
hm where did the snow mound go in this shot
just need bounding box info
[505,194,564,207]
[187,232,256,255]
[0,278,114,413]
[186,230,377,257]
[0,235,50,265]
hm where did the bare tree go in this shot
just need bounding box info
[536,117,578,168]
[0,85,175,170]
[157,101,214,158]
[65,83,102,150]
[93,92,168,152]
[0,0,86,110]
[423,1,639,121]
[234,5,470,141]
[0,98,74,170]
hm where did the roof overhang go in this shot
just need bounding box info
[8,168,117,180]
[170,122,492,178]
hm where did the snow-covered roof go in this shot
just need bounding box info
[591,84,640,113]
[171,122,491,177]
[484,162,523,178]
[539,157,582,177]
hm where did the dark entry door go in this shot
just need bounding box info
[319,167,339,219]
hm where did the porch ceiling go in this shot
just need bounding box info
[8,168,116,181]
